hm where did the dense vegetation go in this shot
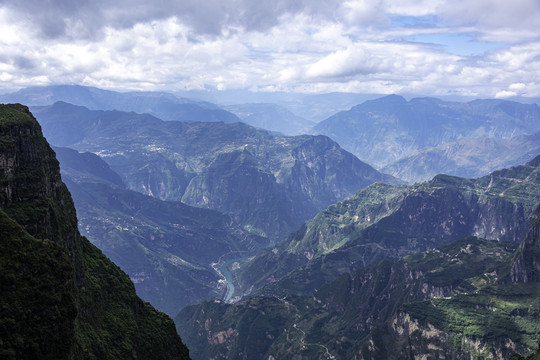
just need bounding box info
[0,104,190,359]
[177,228,540,359]
[234,156,540,298]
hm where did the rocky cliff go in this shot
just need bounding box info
[177,235,538,359]
[510,205,540,283]
[0,104,190,359]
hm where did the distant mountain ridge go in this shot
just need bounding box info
[311,95,540,175]
[382,132,540,183]
[0,85,240,123]
[224,102,315,135]
[6,86,539,184]
[33,101,396,241]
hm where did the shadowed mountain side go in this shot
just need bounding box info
[0,104,190,359]
[54,147,266,316]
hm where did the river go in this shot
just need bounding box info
[220,260,235,302]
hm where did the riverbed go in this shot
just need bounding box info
[220,260,235,302]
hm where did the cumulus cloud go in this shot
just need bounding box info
[1,0,343,39]
[0,0,539,97]
[306,45,379,79]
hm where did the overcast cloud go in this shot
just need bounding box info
[0,0,539,97]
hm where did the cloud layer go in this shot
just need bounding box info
[0,0,539,97]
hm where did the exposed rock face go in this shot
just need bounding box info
[0,104,190,359]
[177,191,540,360]
[510,206,540,283]
[177,236,533,360]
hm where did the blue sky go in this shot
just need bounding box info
[0,0,539,98]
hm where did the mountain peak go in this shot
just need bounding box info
[356,93,407,108]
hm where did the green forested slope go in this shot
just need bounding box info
[236,156,540,297]
[0,104,190,359]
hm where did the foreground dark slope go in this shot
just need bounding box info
[177,209,540,359]
[311,95,540,174]
[234,156,540,297]
[54,146,265,316]
[0,104,189,359]
[32,101,395,241]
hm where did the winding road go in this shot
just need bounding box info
[275,296,336,359]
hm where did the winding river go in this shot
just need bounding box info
[220,260,235,302]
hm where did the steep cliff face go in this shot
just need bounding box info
[0,104,190,359]
[364,206,540,360]
[178,217,540,359]
[510,206,540,283]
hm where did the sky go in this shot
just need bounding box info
[0,0,539,98]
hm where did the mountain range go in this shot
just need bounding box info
[227,156,540,301]
[311,95,540,181]
[224,103,315,135]
[32,101,395,241]
[0,85,239,123]
[3,85,539,184]
[382,131,540,183]
[177,226,540,359]
[2,85,540,359]
[176,156,540,358]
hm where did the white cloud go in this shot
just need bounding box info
[339,0,388,27]
[383,0,443,16]
[306,45,378,79]
[0,0,538,98]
